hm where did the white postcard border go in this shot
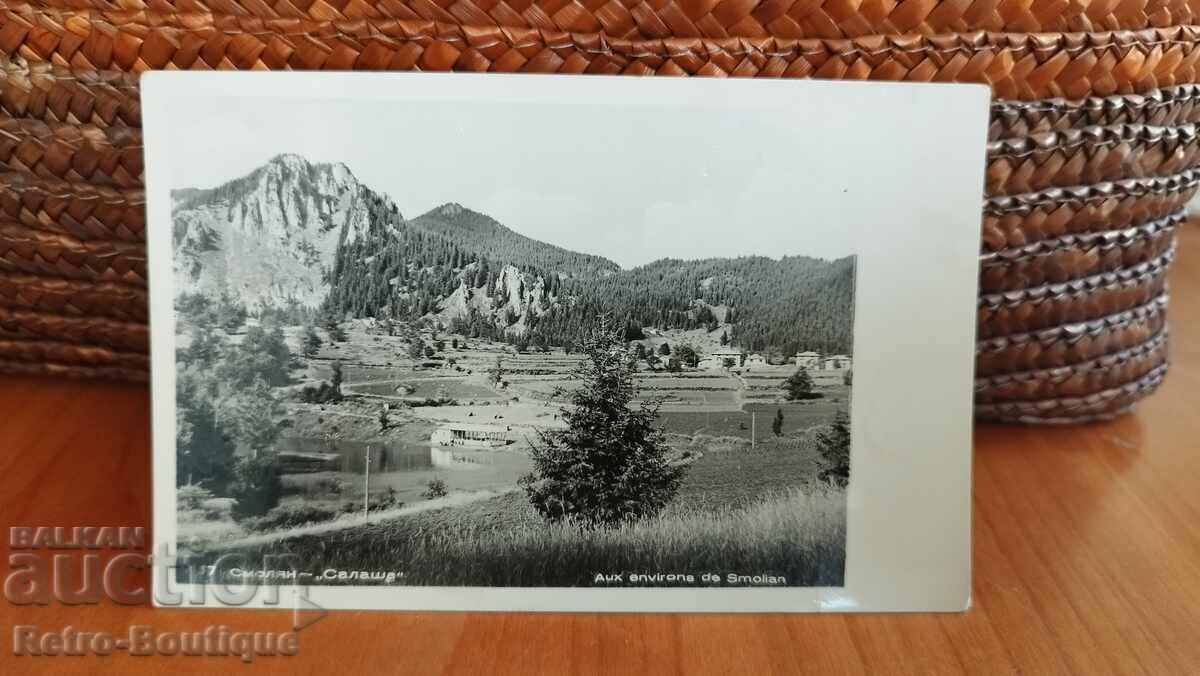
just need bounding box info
[144,71,987,612]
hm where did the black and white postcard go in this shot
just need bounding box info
[144,73,987,612]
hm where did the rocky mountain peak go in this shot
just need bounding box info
[172,154,393,311]
[438,202,465,218]
[266,152,309,170]
[435,263,554,336]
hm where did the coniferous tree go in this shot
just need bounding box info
[331,360,343,397]
[816,409,851,486]
[183,327,223,367]
[324,316,347,343]
[176,370,235,491]
[488,357,506,385]
[520,317,683,527]
[302,324,322,358]
[216,291,247,332]
[217,377,283,456]
[218,323,292,388]
[772,408,784,436]
[782,367,819,401]
[407,337,425,367]
[229,455,284,519]
[676,345,700,368]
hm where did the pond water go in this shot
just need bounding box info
[278,436,532,499]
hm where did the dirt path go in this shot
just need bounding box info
[282,406,376,421]
[209,487,518,550]
[731,372,748,407]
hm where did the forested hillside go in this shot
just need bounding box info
[327,206,855,355]
[409,203,620,278]
[567,256,855,355]
[325,203,570,323]
[175,155,853,355]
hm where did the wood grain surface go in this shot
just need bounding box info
[1,231,1198,674]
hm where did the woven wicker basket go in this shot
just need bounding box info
[0,1,1192,423]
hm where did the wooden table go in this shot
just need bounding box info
[2,232,1199,675]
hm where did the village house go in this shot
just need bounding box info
[745,353,768,367]
[821,354,852,370]
[700,348,744,369]
[794,351,821,368]
[431,423,511,448]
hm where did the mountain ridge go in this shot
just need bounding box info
[409,202,620,278]
[172,155,854,354]
[171,153,394,311]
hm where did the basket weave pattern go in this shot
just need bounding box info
[0,1,1193,423]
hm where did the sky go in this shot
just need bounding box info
[163,95,859,269]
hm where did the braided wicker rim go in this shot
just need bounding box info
[0,355,147,380]
[979,330,1167,387]
[975,334,1166,402]
[978,280,1168,339]
[978,293,1168,352]
[0,272,147,320]
[0,54,140,127]
[0,303,147,350]
[17,0,1200,40]
[9,51,1200,133]
[977,250,1171,338]
[974,363,1167,423]
[979,219,1176,293]
[3,6,1200,99]
[979,404,1140,424]
[0,117,142,188]
[989,85,1200,139]
[983,169,1200,214]
[982,181,1197,252]
[0,173,145,241]
[0,335,148,368]
[0,221,146,284]
[986,124,1200,195]
[981,211,1182,265]
[979,246,1174,310]
[3,113,1197,197]
[976,294,1167,376]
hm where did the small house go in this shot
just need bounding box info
[794,351,821,368]
[701,348,743,369]
[431,423,511,448]
[821,354,852,371]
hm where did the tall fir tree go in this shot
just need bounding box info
[782,367,817,400]
[816,409,851,486]
[520,317,683,527]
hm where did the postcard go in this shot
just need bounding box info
[144,72,987,612]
